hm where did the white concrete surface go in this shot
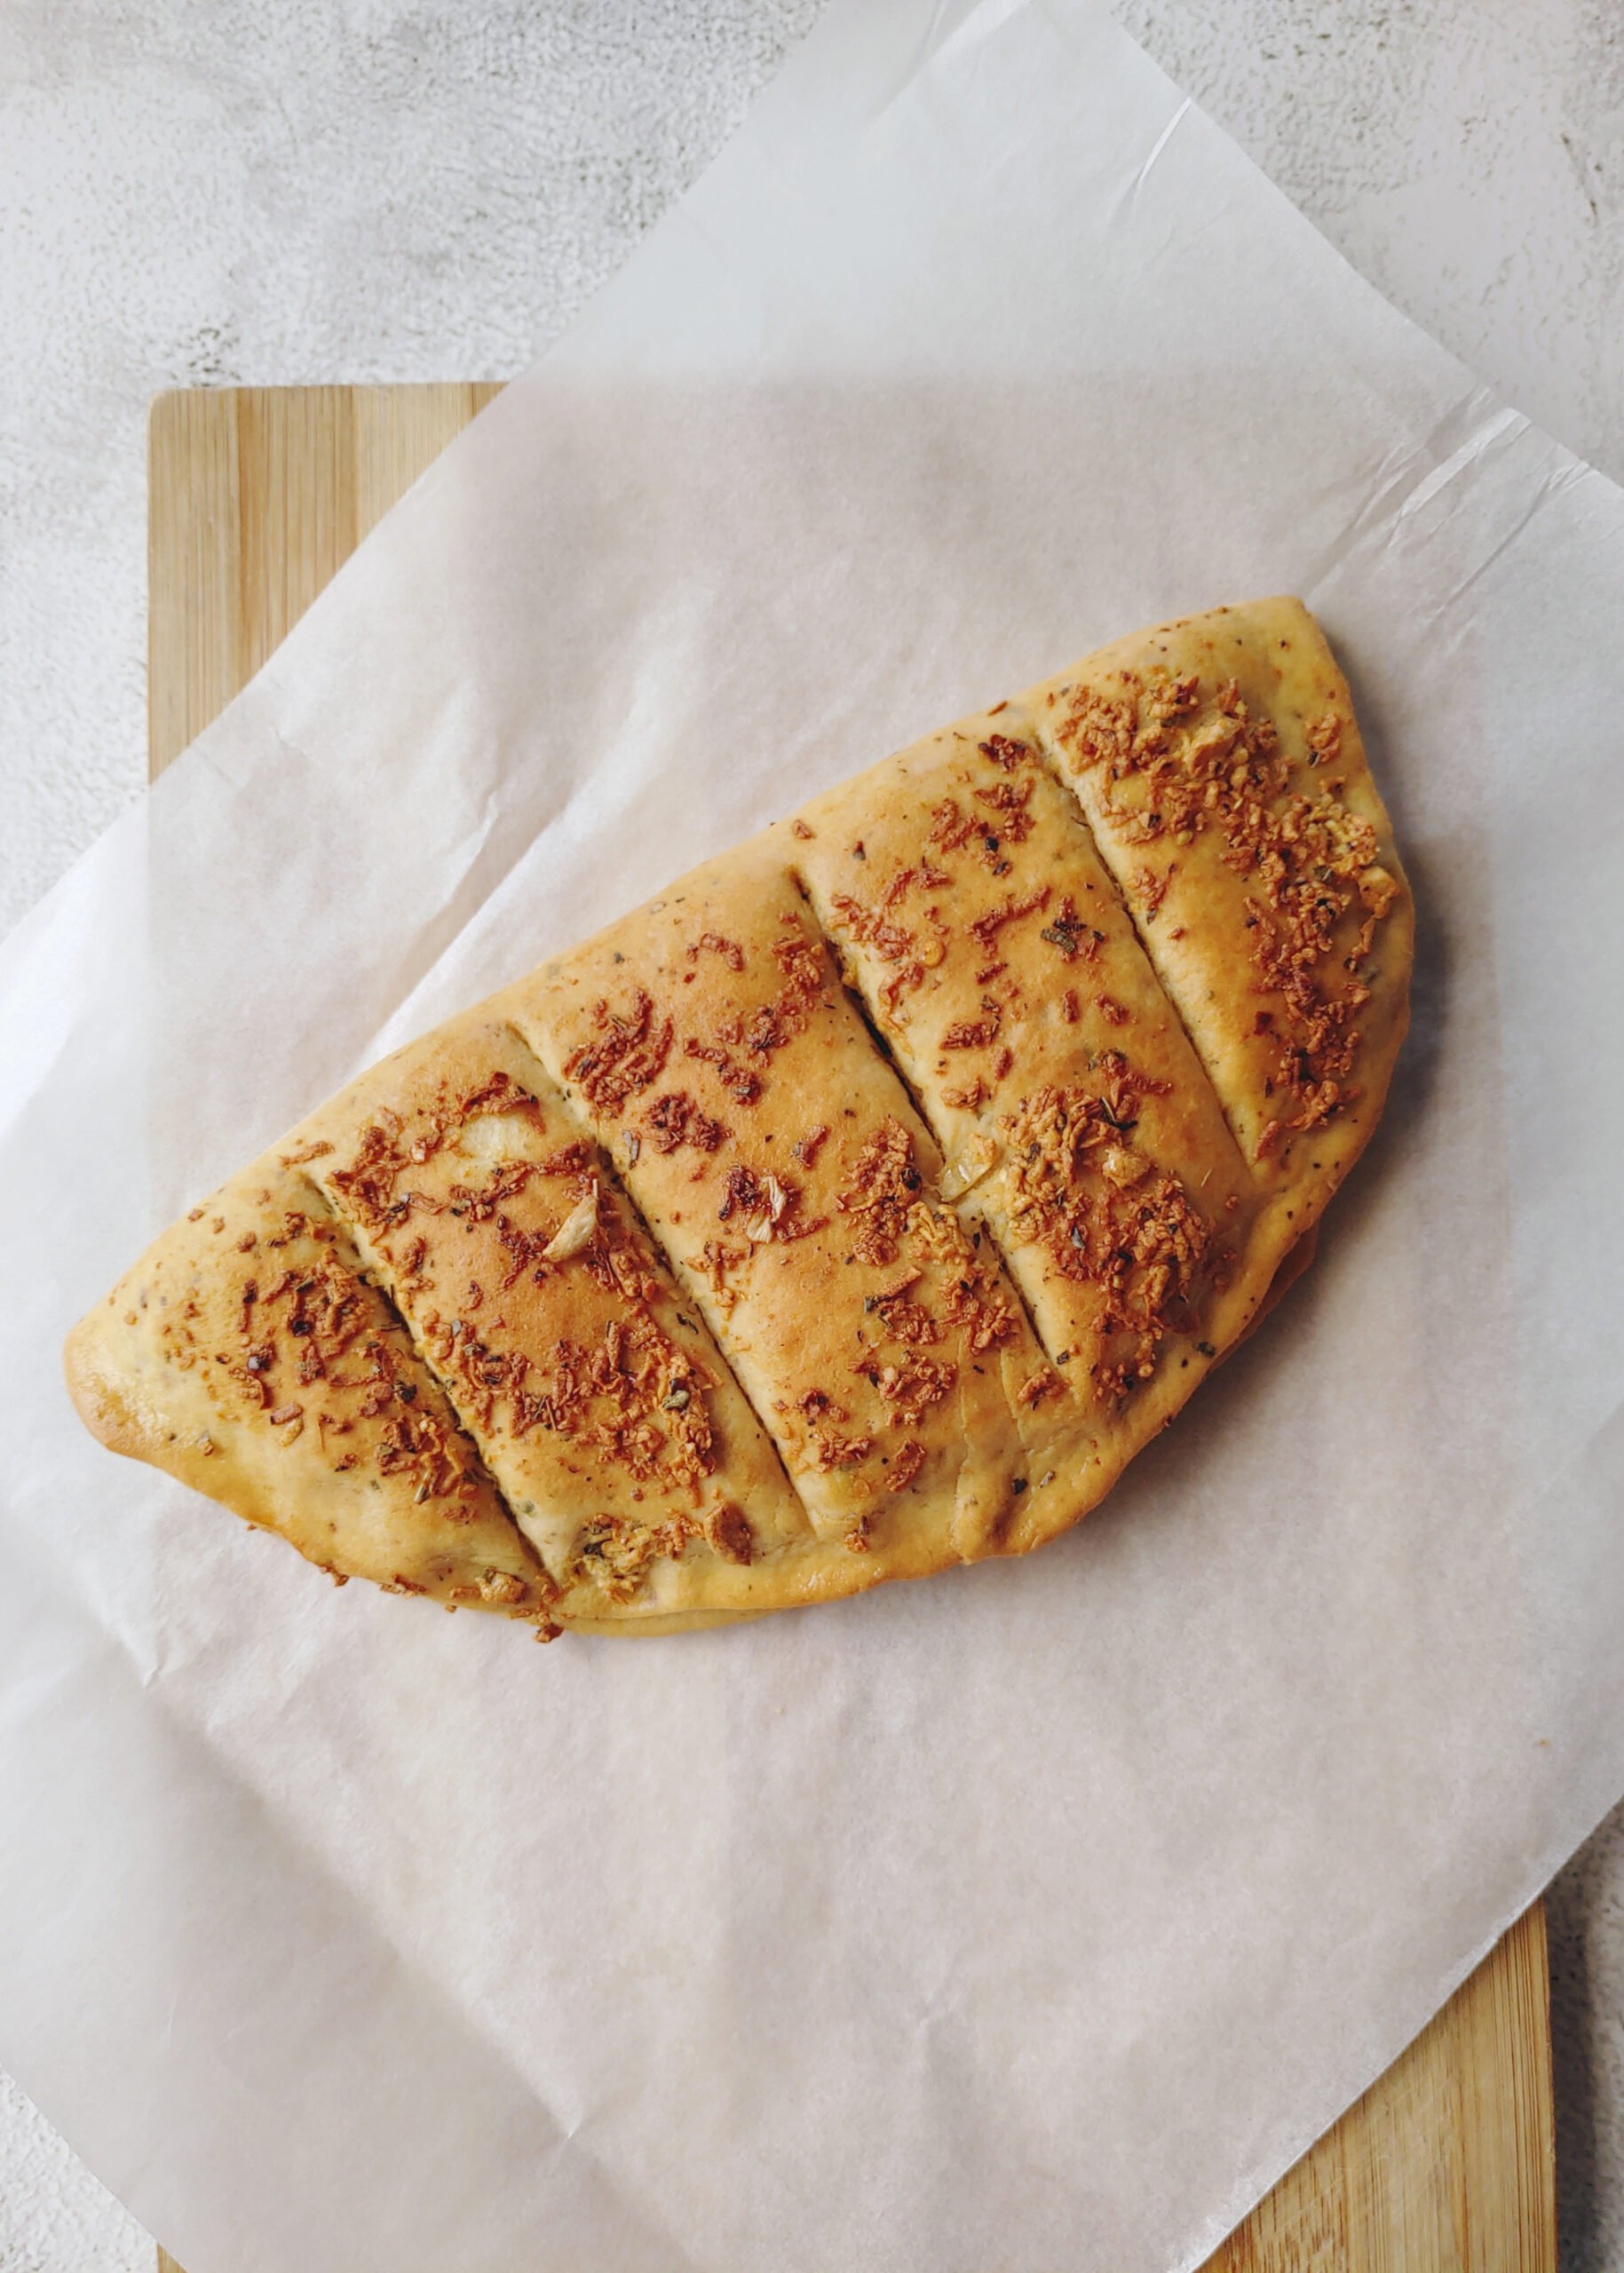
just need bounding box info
[0,2,1619,2267]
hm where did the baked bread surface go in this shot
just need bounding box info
[66,599,1413,1636]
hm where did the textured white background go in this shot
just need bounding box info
[0,1,1620,2267]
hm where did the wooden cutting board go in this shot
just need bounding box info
[147,384,1557,2273]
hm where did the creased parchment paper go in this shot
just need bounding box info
[4,3,1623,2268]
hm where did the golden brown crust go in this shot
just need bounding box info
[64,1166,552,1619]
[296,1015,809,1625]
[792,710,1257,1417]
[504,856,1081,1569]
[66,599,1412,1634]
[1028,597,1413,1200]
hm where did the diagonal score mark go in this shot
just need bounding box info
[786,867,1065,1380]
[1025,724,1262,1182]
[495,1019,813,1533]
[287,1168,552,1593]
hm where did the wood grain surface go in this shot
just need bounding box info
[147,383,1557,2273]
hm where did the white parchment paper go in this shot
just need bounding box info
[4,3,1623,2268]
